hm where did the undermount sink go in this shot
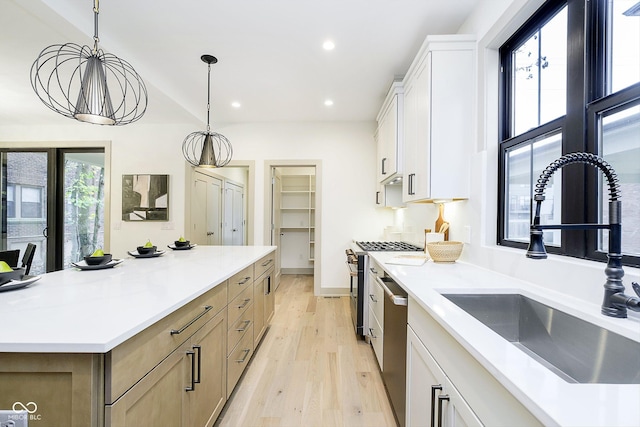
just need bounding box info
[442,293,640,384]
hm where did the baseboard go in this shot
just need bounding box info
[281,268,314,275]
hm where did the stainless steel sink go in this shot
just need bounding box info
[442,293,640,384]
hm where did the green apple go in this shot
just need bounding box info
[178,236,186,242]
[91,248,105,257]
[143,239,154,248]
[0,261,13,272]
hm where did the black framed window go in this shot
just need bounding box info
[499,0,640,267]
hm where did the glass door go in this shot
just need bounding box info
[1,151,49,275]
[62,151,105,269]
[1,148,105,273]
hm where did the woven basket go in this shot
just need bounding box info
[426,241,463,263]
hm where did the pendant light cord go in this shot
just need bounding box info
[206,62,211,132]
[92,0,100,54]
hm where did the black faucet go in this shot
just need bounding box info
[526,152,640,318]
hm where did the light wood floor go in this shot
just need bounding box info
[216,274,397,427]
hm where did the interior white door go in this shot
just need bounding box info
[223,181,244,246]
[192,173,222,245]
[232,184,244,245]
[207,177,222,245]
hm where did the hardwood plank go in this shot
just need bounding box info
[217,274,396,427]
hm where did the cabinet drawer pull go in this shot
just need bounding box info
[437,394,450,427]
[430,384,442,427]
[376,191,381,205]
[237,298,251,309]
[185,350,196,392]
[236,348,251,363]
[382,157,387,175]
[170,305,213,335]
[369,294,377,303]
[261,259,273,267]
[369,327,377,339]
[193,345,202,384]
[408,173,415,195]
[237,276,251,285]
[235,319,251,332]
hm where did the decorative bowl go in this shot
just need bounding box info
[426,241,463,263]
[84,254,113,266]
[0,267,25,284]
[137,245,157,255]
[174,240,190,248]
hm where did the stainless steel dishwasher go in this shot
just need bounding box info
[376,273,408,427]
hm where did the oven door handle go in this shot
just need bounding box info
[375,276,407,306]
[346,261,358,277]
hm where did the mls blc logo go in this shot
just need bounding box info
[12,402,37,414]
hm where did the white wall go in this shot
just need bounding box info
[0,120,394,294]
[216,122,394,293]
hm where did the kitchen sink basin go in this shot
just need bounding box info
[442,293,640,384]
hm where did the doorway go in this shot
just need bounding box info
[1,147,106,273]
[267,161,321,295]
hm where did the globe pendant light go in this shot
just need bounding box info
[182,55,233,168]
[30,0,147,125]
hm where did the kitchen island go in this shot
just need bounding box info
[0,245,276,427]
[369,251,640,427]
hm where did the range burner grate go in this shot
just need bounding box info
[356,241,423,252]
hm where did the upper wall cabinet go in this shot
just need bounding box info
[376,82,404,184]
[402,35,475,203]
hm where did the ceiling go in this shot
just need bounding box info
[1,0,480,127]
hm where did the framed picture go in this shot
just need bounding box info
[122,174,169,221]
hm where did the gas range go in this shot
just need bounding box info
[356,241,423,252]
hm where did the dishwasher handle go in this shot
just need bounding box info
[375,276,407,306]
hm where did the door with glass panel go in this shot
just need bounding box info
[1,148,104,273]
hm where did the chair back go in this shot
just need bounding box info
[0,249,20,268]
[21,243,36,275]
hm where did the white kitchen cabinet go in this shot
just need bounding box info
[367,264,385,368]
[407,297,543,426]
[376,82,403,184]
[402,35,475,202]
[375,182,404,208]
[407,325,481,427]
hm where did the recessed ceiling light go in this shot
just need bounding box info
[323,40,335,51]
[324,99,334,107]
[231,101,241,108]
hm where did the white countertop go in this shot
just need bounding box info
[0,245,275,353]
[369,251,640,427]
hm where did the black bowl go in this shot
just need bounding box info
[174,240,190,248]
[137,245,157,255]
[84,254,113,266]
[0,267,25,284]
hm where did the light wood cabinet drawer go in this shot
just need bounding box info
[254,252,275,280]
[227,323,254,398]
[227,305,253,356]
[227,284,253,329]
[227,265,254,302]
[105,283,227,404]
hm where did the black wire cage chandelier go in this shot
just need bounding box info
[182,54,233,168]
[30,0,147,125]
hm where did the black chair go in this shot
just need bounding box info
[0,249,20,268]
[21,243,36,275]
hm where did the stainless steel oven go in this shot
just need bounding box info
[345,241,421,339]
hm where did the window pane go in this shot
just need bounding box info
[21,187,42,218]
[505,131,562,244]
[610,0,640,93]
[6,185,15,218]
[599,103,640,256]
[512,6,567,135]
